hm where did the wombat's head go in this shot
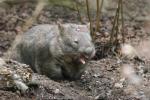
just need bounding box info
[58,23,95,64]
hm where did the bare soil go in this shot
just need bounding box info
[0,1,150,100]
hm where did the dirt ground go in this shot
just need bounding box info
[0,1,150,100]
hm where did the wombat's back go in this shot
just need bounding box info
[5,24,60,68]
[22,24,59,42]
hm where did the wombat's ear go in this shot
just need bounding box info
[86,23,90,30]
[57,22,65,36]
[86,23,91,35]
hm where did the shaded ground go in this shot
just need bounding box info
[0,1,150,100]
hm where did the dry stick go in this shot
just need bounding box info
[99,0,104,23]
[114,0,125,44]
[110,7,118,44]
[109,0,120,55]
[22,0,46,33]
[114,6,120,46]
[109,0,125,55]
[114,0,121,45]
[86,0,94,39]
[110,0,121,44]
[96,0,100,32]
[120,0,125,43]
[96,0,104,32]
[75,1,83,23]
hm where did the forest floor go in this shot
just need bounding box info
[0,2,150,100]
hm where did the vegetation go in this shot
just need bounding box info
[0,0,150,99]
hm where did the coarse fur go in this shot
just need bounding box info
[5,23,95,80]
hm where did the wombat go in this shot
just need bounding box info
[6,23,95,80]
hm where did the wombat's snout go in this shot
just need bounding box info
[85,47,95,58]
[79,46,95,59]
[79,46,95,64]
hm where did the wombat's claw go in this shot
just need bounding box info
[12,74,29,93]
[14,80,29,93]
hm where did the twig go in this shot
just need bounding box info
[99,0,104,24]
[86,0,93,38]
[96,0,104,32]
[110,0,123,44]
[114,6,120,45]
[120,0,125,43]
[22,0,46,33]
[75,1,83,23]
[110,3,119,44]
[96,0,100,32]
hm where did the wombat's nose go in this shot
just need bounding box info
[85,47,95,58]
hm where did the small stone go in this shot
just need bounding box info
[104,32,110,37]
[54,89,60,94]
[121,43,137,59]
[114,83,123,88]
[0,58,5,66]
[120,78,125,82]
[93,73,100,77]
